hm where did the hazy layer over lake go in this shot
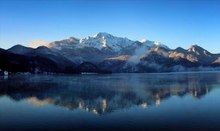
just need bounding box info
[0,72,220,131]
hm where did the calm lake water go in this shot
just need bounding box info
[0,72,220,131]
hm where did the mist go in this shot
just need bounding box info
[127,46,149,64]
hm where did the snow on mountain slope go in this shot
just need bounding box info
[79,32,135,52]
[139,39,169,49]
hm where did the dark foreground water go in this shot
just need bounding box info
[0,72,220,131]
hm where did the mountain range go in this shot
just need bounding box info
[1,32,220,74]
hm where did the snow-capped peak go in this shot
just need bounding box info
[140,38,148,43]
[154,41,169,49]
[140,38,169,49]
[79,32,135,52]
[154,41,161,46]
[93,32,112,38]
[140,39,157,47]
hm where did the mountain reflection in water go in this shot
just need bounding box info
[0,72,219,115]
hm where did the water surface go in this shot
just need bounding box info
[0,72,220,130]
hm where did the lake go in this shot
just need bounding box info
[0,72,220,131]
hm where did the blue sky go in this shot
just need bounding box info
[0,0,220,53]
